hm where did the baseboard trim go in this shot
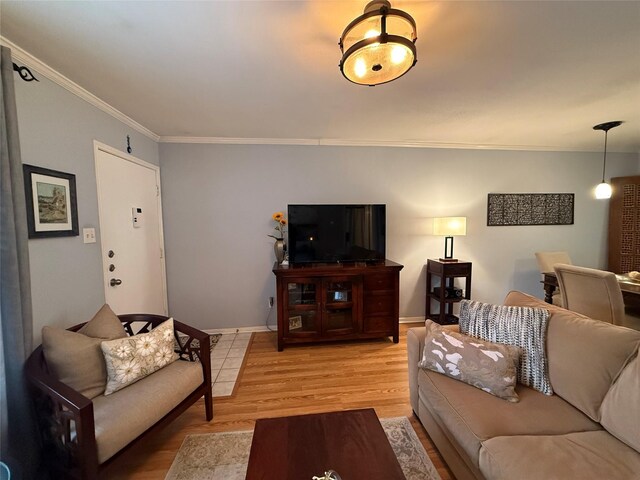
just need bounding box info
[204,316,423,334]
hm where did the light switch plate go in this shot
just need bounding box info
[83,228,96,244]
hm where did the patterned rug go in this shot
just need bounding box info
[165,417,441,480]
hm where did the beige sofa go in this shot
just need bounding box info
[407,291,640,480]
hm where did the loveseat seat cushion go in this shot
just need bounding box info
[504,291,640,421]
[479,430,640,480]
[418,367,601,467]
[92,359,203,463]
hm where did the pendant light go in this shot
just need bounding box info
[593,121,623,200]
[339,0,417,86]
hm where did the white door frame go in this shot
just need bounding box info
[93,140,169,314]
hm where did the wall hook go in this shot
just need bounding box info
[126,135,132,154]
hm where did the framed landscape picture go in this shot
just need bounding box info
[23,164,79,238]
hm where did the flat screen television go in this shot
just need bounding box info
[287,204,386,264]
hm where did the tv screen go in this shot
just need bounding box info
[287,204,386,264]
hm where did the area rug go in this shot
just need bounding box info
[165,416,441,480]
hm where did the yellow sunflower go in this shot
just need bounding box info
[272,212,284,221]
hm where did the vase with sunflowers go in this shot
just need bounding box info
[269,211,287,264]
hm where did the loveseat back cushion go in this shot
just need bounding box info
[41,306,128,399]
[479,430,640,480]
[78,304,127,339]
[92,359,203,463]
[504,290,640,421]
[600,350,640,453]
[42,328,108,400]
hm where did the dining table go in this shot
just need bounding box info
[542,272,640,312]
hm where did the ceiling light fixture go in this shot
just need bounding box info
[593,121,623,200]
[339,0,417,86]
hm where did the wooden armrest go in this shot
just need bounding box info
[25,347,99,477]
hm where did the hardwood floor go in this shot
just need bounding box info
[104,323,455,479]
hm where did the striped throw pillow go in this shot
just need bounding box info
[459,300,552,395]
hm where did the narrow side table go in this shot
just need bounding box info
[426,259,472,324]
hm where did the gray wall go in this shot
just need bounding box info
[13,63,640,339]
[14,71,159,344]
[159,143,639,331]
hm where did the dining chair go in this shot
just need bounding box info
[535,251,572,306]
[553,263,625,325]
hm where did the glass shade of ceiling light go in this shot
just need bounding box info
[339,0,417,86]
[593,121,623,200]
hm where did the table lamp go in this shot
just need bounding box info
[433,217,466,262]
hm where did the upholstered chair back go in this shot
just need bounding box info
[554,264,625,325]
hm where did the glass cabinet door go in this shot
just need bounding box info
[323,279,357,334]
[284,280,321,336]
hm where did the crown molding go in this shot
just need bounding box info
[159,135,585,152]
[159,136,319,146]
[1,36,160,142]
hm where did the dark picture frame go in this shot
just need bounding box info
[23,164,79,238]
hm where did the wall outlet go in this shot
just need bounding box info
[268,296,274,308]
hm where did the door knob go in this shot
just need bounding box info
[110,278,122,287]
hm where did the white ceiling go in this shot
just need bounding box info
[1,0,639,152]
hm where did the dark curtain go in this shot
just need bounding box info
[0,46,38,480]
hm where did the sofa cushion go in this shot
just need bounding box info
[92,359,203,463]
[600,350,640,453]
[504,290,640,421]
[419,320,520,402]
[78,304,127,339]
[42,328,108,400]
[479,430,640,480]
[101,318,178,395]
[41,306,127,399]
[418,367,601,468]
[459,299,552,395]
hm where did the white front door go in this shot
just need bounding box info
[94,142,168,315]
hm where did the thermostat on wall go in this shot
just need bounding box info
[132,207,143,228]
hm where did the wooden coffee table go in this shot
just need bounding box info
[246,408,405,479]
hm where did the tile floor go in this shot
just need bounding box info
[210,332,252,397]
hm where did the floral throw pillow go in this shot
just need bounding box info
[101,318,178,395]
[419,320,521,402]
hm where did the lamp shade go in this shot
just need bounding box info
[339,0,417,86]
[433,217,467,236]
[595,182,612,199]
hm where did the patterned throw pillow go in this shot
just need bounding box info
[459,300,552,395]
[419,320,521,402]
[101,318,178,395]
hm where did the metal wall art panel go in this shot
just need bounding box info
[487,193,574,226]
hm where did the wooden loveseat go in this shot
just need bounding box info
[25,313,213,479]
